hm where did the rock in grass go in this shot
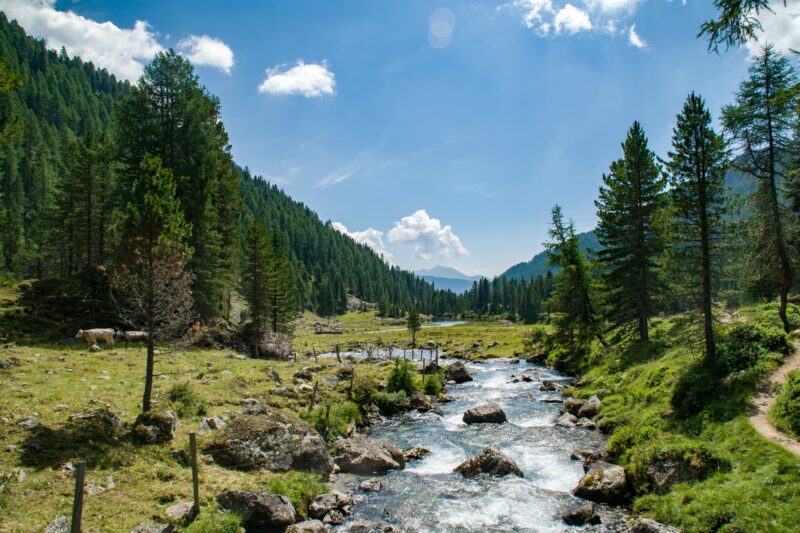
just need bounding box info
[44,516,69,533]
[629,518,681,532]
[164,501,195,521]
[332,436,406,474]
[463,402,507,424]
[286,520,329,532]
[130,523,176,533]
[207,409,333,475]
[454,447,523,478]
[216,490,296,529]
[577,395,601,418]
[561,502,601,526]
[574,461,632,504]
[132,410,178,444]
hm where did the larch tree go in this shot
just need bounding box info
[595,121,666,343]
[112,155,194,413]
[665,92,730,362]
[722,45,798,332]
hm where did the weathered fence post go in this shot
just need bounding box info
[70,461,85,533]
[189,432,200,518]
[309,381,319,413]
[349,368,355,399]
[313,347,318,364]
[324,403,331,439]
[335,344,341,363]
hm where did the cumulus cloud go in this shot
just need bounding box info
[508,0,648,43]
[746,0,800,56]
[387,210,469,261]
[628,24,647,48]
[0,0,163,81]
[177,35,234,74]
[332,222,393,262]
[0,0,235,80]
[554,4,593,34]
[258,60,335,97]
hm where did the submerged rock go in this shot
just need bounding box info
[454,447,523,478]
[216,490,297,529]
[574,461,632,504]
[207,409,333,475]
[332,436,406,474]
[359,479,383,493]
[402,447,431,461]
[345,521,401,532]
[556,412,578,428]
[462,402,507,424]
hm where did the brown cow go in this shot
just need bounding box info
[116,330,148,349]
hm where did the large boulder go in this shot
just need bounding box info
[132,410,178,444]
[332,436,406,474]
[216,490,297,529]
[562,397,585,415]
[645,457,716,494]
[207,409,333,475]
[444,361,473,383]
[454,447,523,478]
[256,331,292,360]
[574,461,632,504]
[577,395,601,418]
[409,390,432,411]
[462,402,507,424]
[308,491,353,520]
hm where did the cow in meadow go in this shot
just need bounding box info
[75,328,115,348]
[116,330,149,349]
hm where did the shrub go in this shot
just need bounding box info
[671,362,721,417]
[304,401,362,441]
[771,370,800,439]
[423,372,443,395]
[387,358,417,395]
[626,439,730,493]
[265,471,328,519]
[166,382,207,417]
[717,323,787,373]
[351,374,377,405]
[372,390,410,415]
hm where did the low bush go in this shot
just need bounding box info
[265,471,328,519]
[372,390,410,415]
[387,358,417,395]
[304,401,362,441]
[423,372,443,395]
[626,439,730,493]
[351,374,377,405]
[166,382,207,417]
[717,323,787,373]
[770,369,800,439]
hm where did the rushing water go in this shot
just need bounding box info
[335,358,630,532]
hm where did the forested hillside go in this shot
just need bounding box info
[501,230,599,281]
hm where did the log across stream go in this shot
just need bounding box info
[334,357,631,532]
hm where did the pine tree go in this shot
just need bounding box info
[267,233,297,335]
[112,155,194,413]
[595,121,666,342]
[240,219,271,354]
[546,205,607,350]
[722,45,798,332]
[665,93,729,361]
[407,307,422,347]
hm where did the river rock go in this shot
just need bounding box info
[359,479,383,492]
[403,447,431,461]
[409,390,432,411]
[444,361,473,383]
[560,398,583,415]
[345,522,401,532]
[577,417,597,430]
[286,520,329,532]
[217,490,297,528]
[540,380,562,392]
[577,395,601,418]
[629,518,681,532]
[574,461,632,504]
[207,410,333,475]
[333,436,406,474]
[309,491,353,520]
[556,412,578,428]
[132,410,178,444]
[454,447,524,478]
[561,502,601,526]
[463,402,507,424]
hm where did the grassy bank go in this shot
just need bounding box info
[562,304,800,532]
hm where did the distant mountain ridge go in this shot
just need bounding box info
[416,266,480,280]
[416,265,481,294]
[501,231,600,281]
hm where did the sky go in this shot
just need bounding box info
[1,0,799,277]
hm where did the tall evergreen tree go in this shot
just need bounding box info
[546,205,607,350]
[595,121,666,342]
[240,219,271,354]
[722,45,798,332]
[665,93,729,361]
[266,233,297,335]
[112,155,194,413]
[407,307,422,347]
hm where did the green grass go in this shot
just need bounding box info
[571,304,800,532]
[770,369,800,440]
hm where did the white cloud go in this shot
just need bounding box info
[512,0,555,35]
[316,171,353,189]
[746,0,800,56]
[387,210,469,261]
[0,0,163,81]
[258,60,335,97]
[332,222,393,262]
[554,4,593,34]
[177,35,234,74]
[628,24,647,47]
[584,0,640,14]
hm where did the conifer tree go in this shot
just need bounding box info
[266,233,297,335]
[665,93,729,361]
[112,155,194,413]
[595,122,666,342]
[241,219,271,354]
[546,205,607,350]
[722,45,798,332]
[407,307,422,347]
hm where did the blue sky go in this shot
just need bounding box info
[3,0,797,276]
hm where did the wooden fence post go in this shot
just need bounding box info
[308,381,318,413]
[349,369,355,399]
[70,461,85,533]
[335,344,341,363]
[324,404,331,439]
[189,432,200,518]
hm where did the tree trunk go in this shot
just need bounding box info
[142,334,154,412]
